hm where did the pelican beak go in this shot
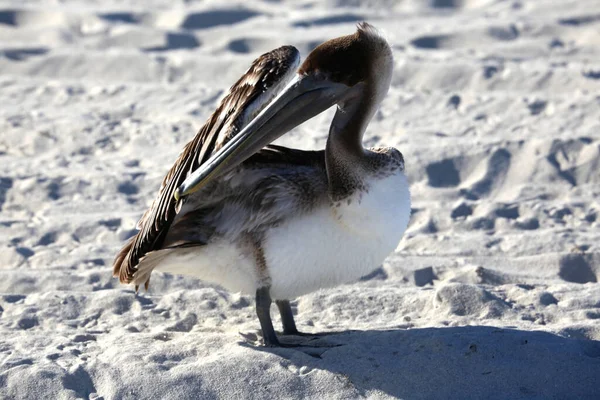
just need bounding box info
[174,75,348,200]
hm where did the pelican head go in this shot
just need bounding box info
[175,22,393,199]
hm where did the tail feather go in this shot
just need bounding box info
[130,250,172,290]
[112,236,141,286]
[113,234,173,291]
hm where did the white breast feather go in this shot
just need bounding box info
[265,170,411,299]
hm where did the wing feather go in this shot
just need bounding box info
[114,46,301,285]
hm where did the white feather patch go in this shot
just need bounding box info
[265,170,411,299]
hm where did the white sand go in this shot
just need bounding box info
[1,0,600,398]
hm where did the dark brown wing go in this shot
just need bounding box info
[113,46,300,286]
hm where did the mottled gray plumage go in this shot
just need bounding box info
[167,144,403,246]
[165,145,328,248]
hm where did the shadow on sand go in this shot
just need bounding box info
[248,325,600,400]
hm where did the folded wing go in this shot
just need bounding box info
[113,46,301,287]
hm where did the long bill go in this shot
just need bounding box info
[174,75,348,200]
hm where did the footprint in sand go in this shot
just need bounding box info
[410,24,519,50]
[558,253,598,284]
[182,9,260,30]
[0,9,66,28]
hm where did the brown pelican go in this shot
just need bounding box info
[113,23,411,347]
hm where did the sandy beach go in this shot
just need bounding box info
[1,0,599,398]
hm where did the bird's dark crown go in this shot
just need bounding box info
[299,22,391,87]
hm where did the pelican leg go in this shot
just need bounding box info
[276,300,300,335]
[256,287,280,347]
